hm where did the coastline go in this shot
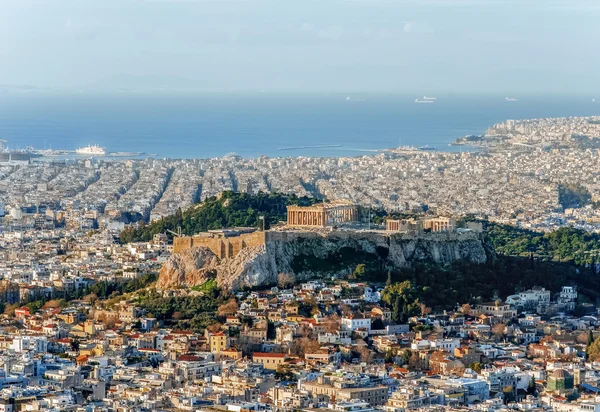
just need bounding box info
[2,93,599,159]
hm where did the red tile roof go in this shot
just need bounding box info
[253,352,286,358]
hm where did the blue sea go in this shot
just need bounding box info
[0,92,598,159]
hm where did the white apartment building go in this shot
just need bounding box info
[341,314,371,332]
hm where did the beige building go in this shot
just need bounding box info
[423,217,456,232]
[208,332,229,353]
[386,217,456,233]
[241,327,268,343]
[252,352,286,370]
[220,347,242,360]
[173,228,264,258]
[337,386,389,405]
[476,302,516,319]
[302,379,389,405]
[385,218,423,233]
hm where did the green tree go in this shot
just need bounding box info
[527,376,536,395]
[393,296,402,323]
[468,362,483,373]
[351,264,366,280]
[267,321,276,340]
[400,349,412,365]
[587,336,600,361]
[119,191,317,242]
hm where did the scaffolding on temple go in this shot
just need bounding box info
[286,202,359,227]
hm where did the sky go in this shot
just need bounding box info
[0,0,599,94]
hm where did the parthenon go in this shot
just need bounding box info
[286,203,358,227]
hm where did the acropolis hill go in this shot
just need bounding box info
[159,227,489,290]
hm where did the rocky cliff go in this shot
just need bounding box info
[157,230,490,291]
[156,247,219,289]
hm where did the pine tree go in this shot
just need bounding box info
[527,376,536,395]
[401,303,409,323]
[587,336,600,361]
[393,296,401,323]
[386,271,393,287]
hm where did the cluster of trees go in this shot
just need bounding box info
[586,331,600,361]
[120,191,317,243]
[571,135,600,150]
[558,183,591,209]
[486,223,600,266]
[381,280,426,323]
[85,273,157,300]
[1,273,158,315]
[367,252,600,312]
[135,286,228,333]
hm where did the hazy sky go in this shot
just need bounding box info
[1,0,599,93]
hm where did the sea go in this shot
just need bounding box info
[0,92,598,159]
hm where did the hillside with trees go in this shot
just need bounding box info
[120,191,316,243]
[485,222,600,266]
[117,192,600,315]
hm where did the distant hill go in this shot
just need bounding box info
[84,73,204,92]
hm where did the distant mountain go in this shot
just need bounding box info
[84,74,205,92]
[0,84,52,94]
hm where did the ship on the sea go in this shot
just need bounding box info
[76,144,107,156]
[415,98,434,104]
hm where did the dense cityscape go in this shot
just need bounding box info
[0,113,600,411]
[4,0,600,409]
[5,115,600,233]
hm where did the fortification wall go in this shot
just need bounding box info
[173,231,267,258]
[175,229,480,257]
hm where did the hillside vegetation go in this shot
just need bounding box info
[485,222,600,266]
[120,191,316,243]
[121,191,600,267]
[120,192,600,311]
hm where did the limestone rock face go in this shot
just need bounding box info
[215,245,278,291]
[156,246,219,289]
[157,231,491,291]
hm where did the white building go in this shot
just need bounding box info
[506,286,551,313]
[341,314,371,332]
[11,336,48,353]
[431,338,461,351]
[558,286,578,311]
[362,287,381,303]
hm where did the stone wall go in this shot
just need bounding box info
[173,231,266,258]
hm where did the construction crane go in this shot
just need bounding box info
[0,139,6,151]
[167,226,184,238]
